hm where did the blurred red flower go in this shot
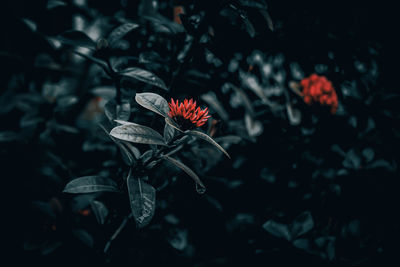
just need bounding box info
[300,74,338,114]
[168,98,211,130]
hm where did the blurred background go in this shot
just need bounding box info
[1,0,397,266]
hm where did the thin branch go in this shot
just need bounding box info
[103,213,133,253]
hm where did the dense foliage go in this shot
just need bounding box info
[1,0,396,266]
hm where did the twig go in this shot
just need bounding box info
[103,213,133,253]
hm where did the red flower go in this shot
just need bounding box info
[168,98,211,130]
[300,74,338,114]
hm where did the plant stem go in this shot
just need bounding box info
[103,213,133,253]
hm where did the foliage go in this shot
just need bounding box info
[1,0,396,266]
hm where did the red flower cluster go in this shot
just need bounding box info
[300,74,338,114]
[168,98,211,129]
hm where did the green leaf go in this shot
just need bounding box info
[244,113,263,137]
[163,155,206,194]
[229,4,255,37]
[63,176,119,194]
[187,130,231,159]
[72,229,94,247]
[262,220,291,241]
[139,150,154,163]
[90,200,109,225]
[259,9,274,31]
[110,123,167,146]
[165,117,183,132]
[286,104,301,126]
[105,100,131,121]
[47,0,67,9]
[120,141,141,159]
[57,30,96,49]
[135,92,169,117]
[127,171,156,228]
[117,141,136,166]
[91,86,116,99]
[119,67,167,90]
[291,211,314,239]
[228,83,255,116]
[114,120,139,126]
[108,23,139,47]
[164,123,176,143]
[143,14,184,35]
[201,92,229,121]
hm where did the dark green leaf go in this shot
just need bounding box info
[110,123,167,146]
[121,141,141,159]
[139,150,154,163]
[164,123,176,143]
[41,241,62,255]
[262,220,291,241]
[72,229,94,247]
[244,113,263,137]
[105,100,131,121]
[143,14,184,35]
[57,30,96,49]
[165,117,183,132]
[201,92,229,121]
[127,171,156,228]
[91,86,116,99]
[91,200,109,225]
[47,0,67,9]
[63,176,119,194]
[117,141,136,166]
[287,104,301,126]
[238,0,268,9]
[135,92,169,117]
[259,9,274,31]
[291,211,314,239]
[187,130,231,158]
[119,67,167,90]
[108,23,139,47]
[163,155,206,194]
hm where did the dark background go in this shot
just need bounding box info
[1,1,397,266]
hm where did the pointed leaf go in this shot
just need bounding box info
[187,130,230,158]
[163,156,206,194]
[108,23,139,46]
[290,211,314,239]
[135,92,169,117]
[262,220,291,241]
[114,120,140,126]
[164,123,176,143]
[244,113,263,137]
[47,0,67,9]
[117,141,136,166]
[63,176,119,194]
[287,104,301,126]
[165,117,183,132]
[57,30,96,49]
[119,67,167,90]
[72,229,94,247]
[91,86,116,99]
[105,100,131,121]
[121,141,141,159]
[110,124,167,146]
[259,9,274,31]
[90,200,109,225]
[139,150,154,163]
[127,172,156,228]
[201,92,229,121]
